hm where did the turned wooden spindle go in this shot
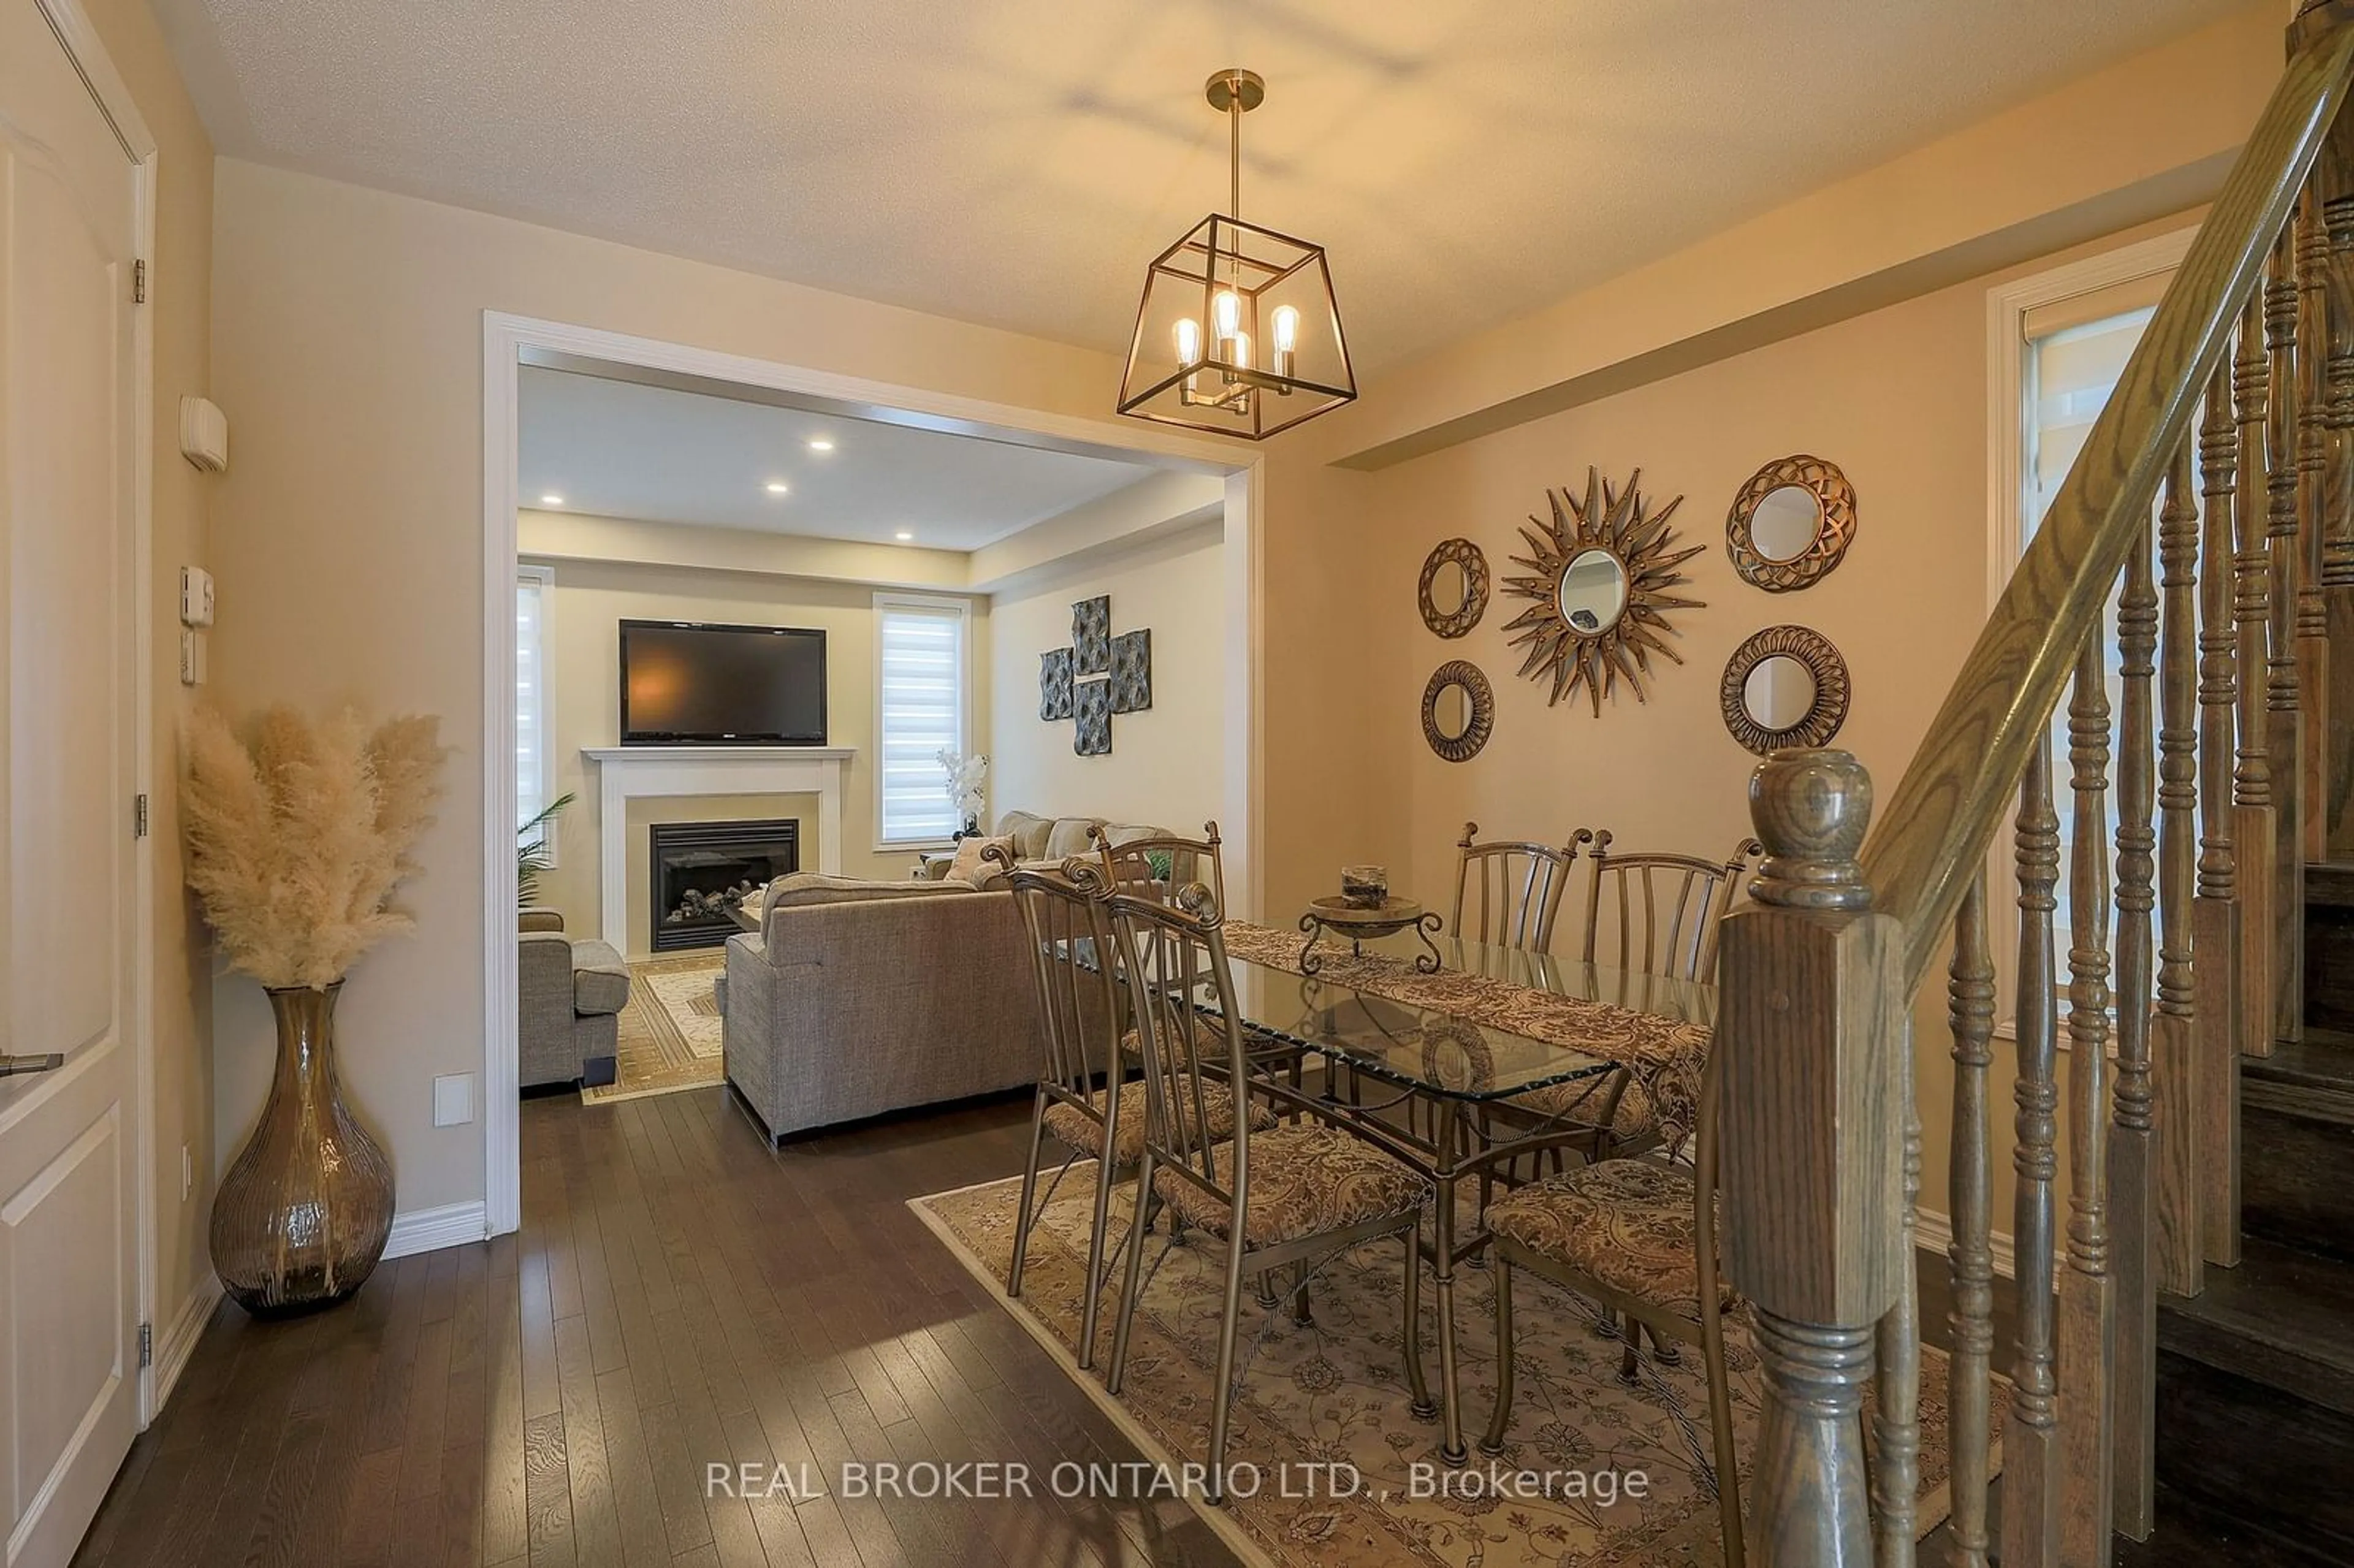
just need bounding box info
[2234,287,2280,1064]
[1874,1067,1922,1568]
[2322,115,2354,857]
[2112,510,2161,1540]
[1945,875,1997,1568]
[2298,181,2333,865]
[2008,737,2065,1568]
[2059,636,2118,1568]
[1718,749,1904,1568]
[2264,224,2307,1048]
[2197,358,2247,1268]
[2156,439,2208,1299]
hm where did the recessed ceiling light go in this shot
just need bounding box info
[894,530,913,541]
[765,481,790,495]
[808,438,836,452]
[540,494,565,506]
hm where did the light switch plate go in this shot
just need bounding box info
[432,1073,475,1128]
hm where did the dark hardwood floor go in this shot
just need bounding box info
[71,1087,1247,1568]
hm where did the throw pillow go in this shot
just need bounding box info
[946,834,1015,886]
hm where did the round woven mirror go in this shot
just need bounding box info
[1727,455,1857,593]
[1422,660,1495,763]
[1720,625,1850,753]
[1419,538,1490,638]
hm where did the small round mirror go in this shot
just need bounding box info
[1750,485,1822,563]
[1742,654,1818,732]
[1556,548,1629,637]
[1427,560,1469,618]
[1431,680,1473,741]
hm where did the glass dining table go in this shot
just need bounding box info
[1201,923,1717,1466]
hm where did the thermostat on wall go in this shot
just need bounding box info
[178,396,229,473]
[180,565,215,627]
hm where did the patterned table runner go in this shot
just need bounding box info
[1220,919,1710,1072]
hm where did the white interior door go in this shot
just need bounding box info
[0,3,147,1564]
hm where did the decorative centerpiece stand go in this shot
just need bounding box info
[1297,895,1444,974]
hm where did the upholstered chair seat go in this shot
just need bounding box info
[1504,1071,1659,1147]
[1043,1078,1273,1167]
[1486,1160,1735,1314]
[1153,1124,1426,1249]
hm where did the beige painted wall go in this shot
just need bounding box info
[530,556,949,951]
[987,520,1225,835]
[83,0,219,1366]
[206,159,1121,1216]
[1365,213,2203,1236]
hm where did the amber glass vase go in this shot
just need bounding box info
[211,983,395,1317]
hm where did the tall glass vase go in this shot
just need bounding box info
[211,982,395,1316]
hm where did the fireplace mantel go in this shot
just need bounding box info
[581,745,854,948]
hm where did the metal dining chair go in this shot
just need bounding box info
[1480,1035,1747,1566]
[1002,856,1269,1371]
[1498,832,1762,1165]
[1578,831,1764,984]
[1102,881,1431,1505]
[1091,819,1225,911]
[1450,821,1585,954]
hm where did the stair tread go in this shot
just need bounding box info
[2308,861,2354,908]
[2249,1032,2354,1092]
[2159,1238,2354,1412]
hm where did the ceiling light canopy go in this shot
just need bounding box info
[540,493,565,506]
[807,438,836,452]
[766,481,790,494]
[894,530,913,541]
[1118,68,1354,441]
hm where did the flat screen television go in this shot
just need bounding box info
[619,620,828,745]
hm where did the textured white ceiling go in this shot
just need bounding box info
[517,367,1157,548]
[156,0,2245,371]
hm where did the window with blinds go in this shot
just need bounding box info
[2021,293,2160,1016]
[516,565,555,845]
[874,594,970,847]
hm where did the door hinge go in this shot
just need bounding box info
[134,793,150,838]
[133,259,147,304]
[137,1322,153,1368]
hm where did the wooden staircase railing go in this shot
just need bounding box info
[1714,4,2354,1564]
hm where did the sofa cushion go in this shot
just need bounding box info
[1044,816,1102,859]
[761,872,975,911]
[944,834,1015,887]
[997,810,1054,860]
[571,941,631,1016]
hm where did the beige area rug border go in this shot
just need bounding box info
[582,951,728,1107]
[905,1183,1280,1568]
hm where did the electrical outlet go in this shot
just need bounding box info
[180,1144,192,1200]
[432,1073,475,1128]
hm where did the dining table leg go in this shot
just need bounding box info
[1430,1096,1468,1466]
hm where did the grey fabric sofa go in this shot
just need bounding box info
[723,880,1042,1141]
[519,909,630,1088]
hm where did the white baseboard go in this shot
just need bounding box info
[383,1200,490,1261]
[150,1274,223,1415]
[1912,1206,2019,1281]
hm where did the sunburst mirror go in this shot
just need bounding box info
[1501,467,1705,714]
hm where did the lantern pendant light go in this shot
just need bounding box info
[1117,69,1356,440]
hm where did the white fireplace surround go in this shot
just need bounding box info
[582,745,853,948]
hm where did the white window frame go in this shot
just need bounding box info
[517,562,558,866]
[1984,227,2193,1040]
[872,590,973,852]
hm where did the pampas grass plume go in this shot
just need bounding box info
[182,705,448,989]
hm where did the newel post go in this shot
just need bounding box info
[1720,750,1908,1567]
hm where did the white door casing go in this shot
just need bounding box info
[1,2,153,1564]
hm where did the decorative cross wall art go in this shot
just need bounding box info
[1040,597,1152,755]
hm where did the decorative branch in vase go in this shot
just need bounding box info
[181,705,447,1316]
[937,747,988,839]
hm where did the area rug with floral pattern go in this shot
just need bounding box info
[581,952,726,1105]
[912,1166,2002,1568]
